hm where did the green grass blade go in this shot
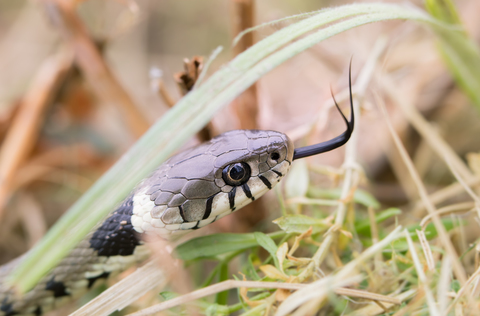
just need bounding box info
[175,232,285,261]
[425,0,480,108]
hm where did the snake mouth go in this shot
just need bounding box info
[292,61,355,160]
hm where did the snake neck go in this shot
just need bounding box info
[89,195,143,256]
[0,195,150,316]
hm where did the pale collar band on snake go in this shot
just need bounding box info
[0,69,354,315]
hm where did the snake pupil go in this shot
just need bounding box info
[222,162,251,186]
[230,164,245,180]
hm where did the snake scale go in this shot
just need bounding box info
[0,72,354,316]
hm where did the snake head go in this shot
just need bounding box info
[130,130,294,239]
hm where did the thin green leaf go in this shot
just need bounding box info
[245,254,261,281]
[425,0,480,109]
[215,263,229,305]
[254,232,280,269]
[159,291,178,301]
[175,231,285,261]
[355,208,402,236]
[273,214,330,234]
[206,304,229,316]
[425,0,462,25]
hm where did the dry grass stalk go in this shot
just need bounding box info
[419,202,475,229]
[127,280,305,316]
[412,176,480,216]
[0,49,74,221]
[444,156,480,205]
[446,258,480,314]
[415,229,435,272]
[43,0,150,138]
[380,76,475,196]
[438,256,452,312]
[348,289,416,316]
[377,93,468,286]
[69,260,167,316]
[124,278,402,316]
[404,229,440,315]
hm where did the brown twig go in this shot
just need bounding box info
[173,56,216,142]
[42,0,150,138]
[231,0,258,129]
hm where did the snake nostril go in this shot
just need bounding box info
[270,152,280,161]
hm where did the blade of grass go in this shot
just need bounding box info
[425,0,480,109]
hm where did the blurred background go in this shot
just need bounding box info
[1,0,480,311]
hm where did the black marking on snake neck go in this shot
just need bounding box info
[87,272,111,289]
[0,299,18,316]
[272,170,282,178]
[179,205,186,222]
[192,221,200,230]
[258,175,272,189]
[229,186,236,211]
[242,183,255,201]
[33,306,42,316]
[203,196,215,220]
[89,195,142,257]
[45,278,69,298]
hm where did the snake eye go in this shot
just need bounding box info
[222,162,251,186]
[270,152,280,161]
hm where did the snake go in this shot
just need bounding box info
[0,73,354,316]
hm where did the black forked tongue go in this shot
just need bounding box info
[292,63,355,160]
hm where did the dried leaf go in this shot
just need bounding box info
[259,264,288,281]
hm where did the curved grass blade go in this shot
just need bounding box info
[425,0,480,108]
